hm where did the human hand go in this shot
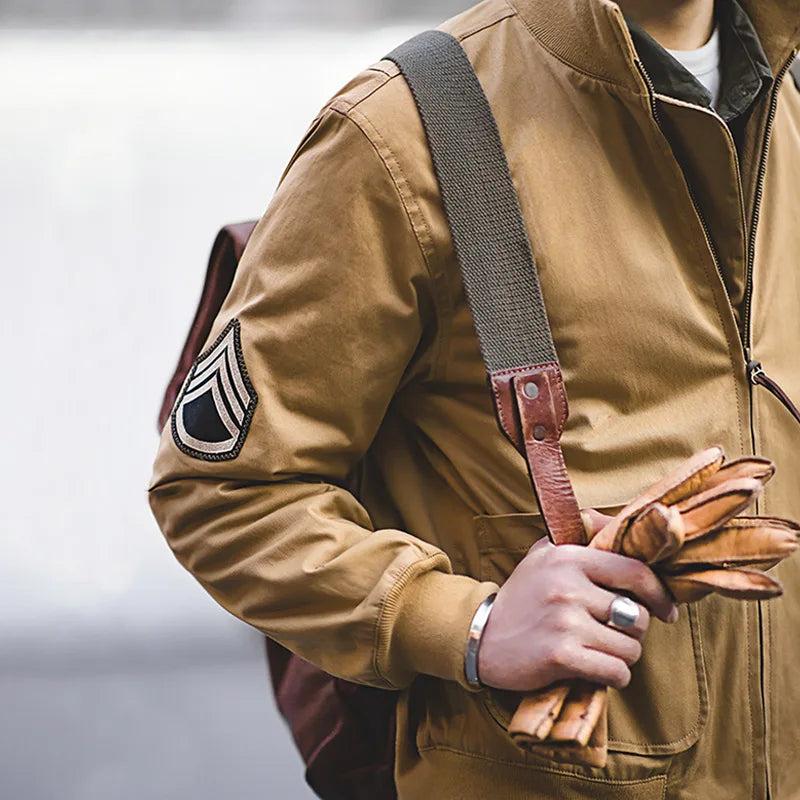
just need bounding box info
[477,537,678,693]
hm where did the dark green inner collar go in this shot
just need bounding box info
[627,0,773,123]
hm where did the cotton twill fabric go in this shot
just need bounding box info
[149,0,800,797]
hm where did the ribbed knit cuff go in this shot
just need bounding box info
[376,561,499,690]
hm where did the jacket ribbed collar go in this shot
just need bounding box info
[508,0,800,91]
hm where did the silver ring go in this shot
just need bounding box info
[608,596,640,630]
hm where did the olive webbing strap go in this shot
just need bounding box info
[386,31,586,546]
[386,30,555,373]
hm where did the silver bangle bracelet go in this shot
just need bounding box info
[464,593,497,690]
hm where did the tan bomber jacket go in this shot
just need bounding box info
[149,0,800,797]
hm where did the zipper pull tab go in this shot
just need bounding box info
[747,360,765,385]
[746,360,800,428]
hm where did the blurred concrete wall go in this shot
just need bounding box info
[0,0,468,27]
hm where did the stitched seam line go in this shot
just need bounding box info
[491,380,510,436]
[417,744,669,783]
[607,605,707,750]
[457,9,516,43]
[766,600,773,789]
[550,366,569,436]
[332,105,447,379]
[330,71,395,115]
[367,64,394,78]
[747,601,755,800]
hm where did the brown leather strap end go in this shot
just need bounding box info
[488,368,525,452]
[490,363,585,546]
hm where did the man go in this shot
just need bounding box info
[149,0,800,796]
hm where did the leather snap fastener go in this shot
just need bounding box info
[533,425,547,441]
[523,381,539,399]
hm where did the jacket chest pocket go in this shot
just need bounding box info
[473,511,709,757]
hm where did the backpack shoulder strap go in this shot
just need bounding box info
[386,31,585,545]
[387,30,557,375]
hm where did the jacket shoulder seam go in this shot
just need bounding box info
[332,68,396,115]
[332,6,518,116]
[455,5,516,42]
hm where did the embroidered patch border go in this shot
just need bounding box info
[171,318,258,462]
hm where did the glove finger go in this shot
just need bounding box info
[674,477,763,540]
[694,456,774,493]
[664,580,714,604]
[655,446,726,505]
[513,686,608,768]
[591,447,725,552]
[548,682,607,748]
[665,567,783,602]
[617,503,685,563]
[508,682,571,743]
[660,520,799,570]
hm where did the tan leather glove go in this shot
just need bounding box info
[507,446,800,767]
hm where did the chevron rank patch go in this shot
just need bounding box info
[171,319,257,461]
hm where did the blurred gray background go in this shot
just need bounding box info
[1,0,467,27]
[0,2,465,798]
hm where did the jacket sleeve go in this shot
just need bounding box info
[148,104,498,690]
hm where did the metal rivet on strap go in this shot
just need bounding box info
[523,381,539,399]
[533,425,547,441]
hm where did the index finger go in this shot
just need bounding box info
[576,548,678,623]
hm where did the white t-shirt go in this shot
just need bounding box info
[665,26,722,108]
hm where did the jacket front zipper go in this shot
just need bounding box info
[637,55,800,437]
[744,55,798,354]
[741,57,799,800]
